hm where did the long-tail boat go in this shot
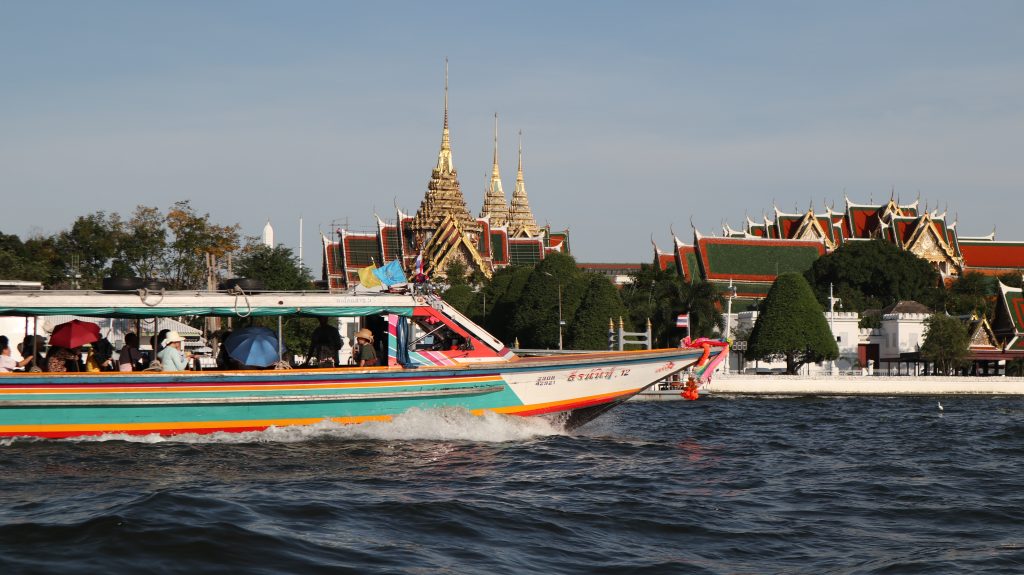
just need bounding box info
[0,288,724,438]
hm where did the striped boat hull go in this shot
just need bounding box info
[0,347,713,438]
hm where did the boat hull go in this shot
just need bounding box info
[0,348,713,438]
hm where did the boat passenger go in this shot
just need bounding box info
[157,331,190,371]
[0,335,32,372]
[46,346,82,373]
[306,316,342,367]
[17,335,47,371]
[118,333,147,372]
[86,337,115,372]
[352,329,378,367]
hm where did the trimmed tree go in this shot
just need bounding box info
[920,314,970,375]
[567,273,626,350]
[747,273,839,374]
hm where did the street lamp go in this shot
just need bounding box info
[724,279,737,341]
[724,279,737,373]
[543,271,564,350]
[829,283,842,375]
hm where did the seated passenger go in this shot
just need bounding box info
[0,336,20,372]
[46,346,82,373]
[157,331,190,371]
[118,333,147,372]
[352,329,378,367]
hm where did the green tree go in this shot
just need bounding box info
[480,265,532,345]
[919,314,970,375]
[747,273,839,374]
[54,212,122,288]
[512,253,586,349]
[116,206,168,279]
[943,272,997,318]
[805,239,942,312]
[620,262,682,347]
[234,243,313,291]
[165,201,240,289]
[684,280,724,339]
[567,273,626,350]
[233,242,316,356]
[0,232,54,282]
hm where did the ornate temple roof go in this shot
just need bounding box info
[479,113,510,227]
[411,62,480,236]
[508,131,540,238]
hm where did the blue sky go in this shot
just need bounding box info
[2,1,1021,270]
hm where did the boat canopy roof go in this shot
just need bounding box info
[0,290,422,318]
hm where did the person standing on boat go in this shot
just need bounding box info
[352,329,377,367]
[306,316,342,367]
[157,331,190,371]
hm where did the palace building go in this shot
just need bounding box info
[322,70,568,290]
[655,194,1024,309]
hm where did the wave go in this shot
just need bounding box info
[1,407,567,447]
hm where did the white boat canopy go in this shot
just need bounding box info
[0,290,421,318]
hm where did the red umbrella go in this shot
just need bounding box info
[49,319,101,349]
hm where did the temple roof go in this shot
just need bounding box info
[479,113,509,226]
[959,239,1024,274]
[411,61,480,236]
[508,131,539,237]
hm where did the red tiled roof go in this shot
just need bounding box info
[960,241,1024,270]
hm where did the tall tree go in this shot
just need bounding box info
[805,239,942,312]
[620,262,682,347]
[54,212,122,288]
[919,314,970,375]
[748,273,839,374]
[234,243,313,291]
[684,280,724,339]
[233,242,316,357]
[512,253,586,349]
[943,272,997,318]
[116,206,168,279]
[165,201,240,289]
[481,265,532,345]
[567,273,626,350]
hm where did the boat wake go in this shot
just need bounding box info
[1,408,567,446]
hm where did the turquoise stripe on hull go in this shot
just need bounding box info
[1,385,522,426]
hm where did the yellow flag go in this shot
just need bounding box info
[358,264,382,288]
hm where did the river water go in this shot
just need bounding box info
[2,397,1023,574]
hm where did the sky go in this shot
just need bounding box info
[2,1,1022,271]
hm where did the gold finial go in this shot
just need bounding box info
[436,58,454,174]
[492,113,500,178]
[516,130,524,184]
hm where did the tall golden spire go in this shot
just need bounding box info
[412,59,480,236]
[479,112,509,225]
[436,58,454,174]
[509,130,539,237]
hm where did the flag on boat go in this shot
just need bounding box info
[358,263,382,288]
[414,253,423,276]
[676,314,689,328]
[373,259,407,287]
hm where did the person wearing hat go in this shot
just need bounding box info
[157,331,190,371]
[352,328,378,367]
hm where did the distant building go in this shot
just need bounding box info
[656,194,1024,309]
[322,67,568,290]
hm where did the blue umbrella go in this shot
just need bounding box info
[224,326,281,367]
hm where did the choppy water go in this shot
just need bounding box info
[2,397,1023,574]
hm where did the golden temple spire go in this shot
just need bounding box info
[412,59,480,237]
[480,113,509,225]
[436,58,454,174]
[508,130,539,237]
